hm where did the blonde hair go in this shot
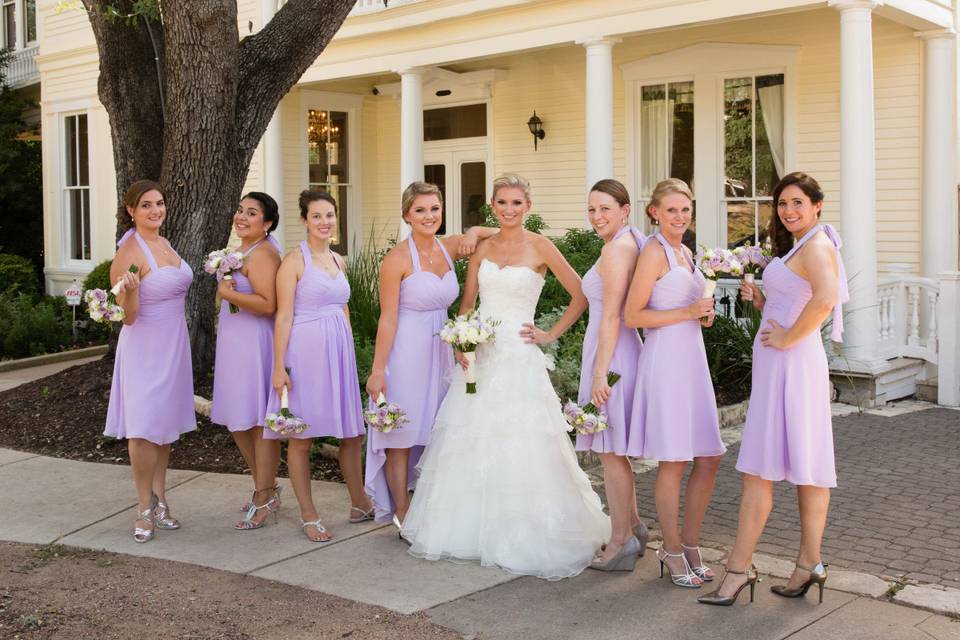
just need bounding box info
[401,181,443,217]
[646,178,694,224]
[491,173,532,203]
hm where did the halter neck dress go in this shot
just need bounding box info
[736,224,848,487]
[627,233,725,461]
[263,241,365,440]
[364,235,459,523]
[211,237,279,432]
[105,231,196,445]
[575,226,646,455]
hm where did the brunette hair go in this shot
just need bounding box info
[240,191,280,233]
[117,180,165,234]
[491,173,532,203]
[298,189,337,219]
[646,178,693,225]
[768,171,825,257]
[590,179,631,208]
[401,181,444,216]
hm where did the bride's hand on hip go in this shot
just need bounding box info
[520,322,553,345]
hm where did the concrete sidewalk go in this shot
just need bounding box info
[1,448,958,640]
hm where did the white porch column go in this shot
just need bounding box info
[579,37,619,193]
[919,30,959,277]
[261,0,284,243]
[830,0,885,370]
[398,68,425,240]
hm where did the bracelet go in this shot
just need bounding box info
[592,374,606,380]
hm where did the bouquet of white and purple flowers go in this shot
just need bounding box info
[732,243,772,284]
[438,312,499,394]
[203,248,245,313]
[363,393,409,433]
[563,372,621,435]
[265,381,308,436]
[84,264,140,324]
[694,246,743,298]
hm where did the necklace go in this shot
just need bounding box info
[414,240,438,265]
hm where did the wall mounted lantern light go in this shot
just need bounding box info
[527,111,545,151]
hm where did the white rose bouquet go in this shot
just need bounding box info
[438,312,499,394]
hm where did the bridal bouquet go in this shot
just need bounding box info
[364,393,409,433]
[84,264,140,324]
[265,380,308,436]
[694,246,743,298]
[732,243,772,284]
[439,312,498,394]
[203,248,245,313]
[562,372,621,435]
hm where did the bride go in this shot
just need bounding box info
[401,174,611,580]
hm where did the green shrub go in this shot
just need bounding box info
[702,305,762,394]
[536,228,603,319]
[0,254,40,298]
[83,260,113,292]
[0,293,71,358]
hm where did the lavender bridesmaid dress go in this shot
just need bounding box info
[364,236,459,523]
[736,224,848,487]
[211,238,279,432]
[263,241,365,441]
[627,233,725,461]
[575,226,645,455]
[105,231,196,445]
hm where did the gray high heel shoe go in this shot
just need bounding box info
[133,506,155,543]
[633,522,649,557]
[590,536,641,571]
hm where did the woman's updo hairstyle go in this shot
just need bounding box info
[491,173,532,203]
[117,179,164,234]
[241,191,280,233]
[401,181,444,217]
[645,178,693,225]
[590,179,631,208]
[298,189,337,219]
[768,171,824,258]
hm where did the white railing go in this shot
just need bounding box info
[4,45,39,89]
[349,0,422,16]
[877,269,940,364]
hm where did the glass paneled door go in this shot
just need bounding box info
[423,146,487,237]
[307,108,350,253]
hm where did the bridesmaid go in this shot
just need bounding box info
[624,178,725,588]
[268,189,372,542]
[574,179,648,571]
[209,192,282,530]
[105,180,196,543]
[699,172,846,606]
[365,181,496,526]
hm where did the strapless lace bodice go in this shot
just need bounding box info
[477,259,544,325]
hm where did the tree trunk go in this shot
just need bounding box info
[83,0,359,377]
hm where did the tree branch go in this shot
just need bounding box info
[235,0,357,161]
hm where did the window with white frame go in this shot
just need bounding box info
[1,0,15,49]
[623,44,797,254]
[24,0,35,44]
[638,80,695,251]
[64,114,91,262]
[722,74,784,249]
[307,108,350,253]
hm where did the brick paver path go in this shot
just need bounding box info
[633,407,960,589]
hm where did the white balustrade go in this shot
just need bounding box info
[349,0,422,15]
[5,45,39,89]
[876,275,940,364]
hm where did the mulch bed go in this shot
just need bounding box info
[0,358,343,482]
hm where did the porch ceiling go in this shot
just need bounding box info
[303,0,953,84]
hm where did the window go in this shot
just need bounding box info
[723,74,784,248]
[2,0,15,49]
[423,104,486,141]
[307,109,350,252]
[24,0,35,43]
[639,81,695,251]
[64,114,91,262]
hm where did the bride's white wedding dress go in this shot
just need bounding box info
[401,259,611,580]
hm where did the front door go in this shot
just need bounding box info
[423,144,488,236]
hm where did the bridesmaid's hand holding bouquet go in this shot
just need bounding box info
[364,393,409,433]
[84,264,140,324]
[265,375,308,436]
[204,248,245,313]
[564,372,621,435]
